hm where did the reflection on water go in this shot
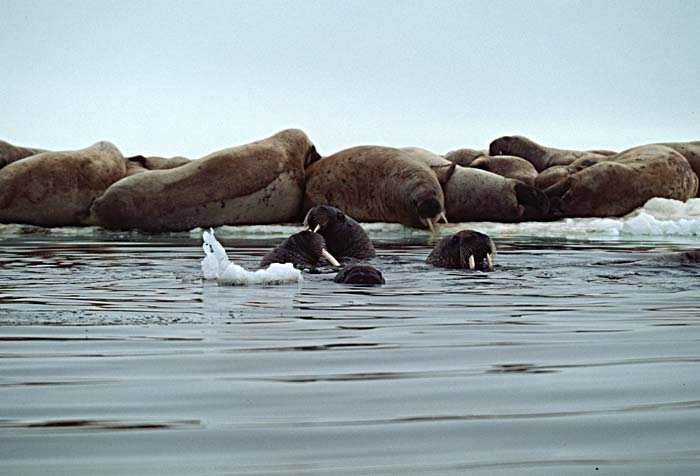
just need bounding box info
[1,233,700,475]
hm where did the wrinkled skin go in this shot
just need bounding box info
[426,230,496,270]
[334,264,385,285]
[304,146,445,230]
[91,128,316,231]
[0,140,46,169]
[302,205,375,260]
[401,147,549,222]
[259,230,329,269]
[544,145,698,218]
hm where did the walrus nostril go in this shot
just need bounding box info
[416,197,441,219]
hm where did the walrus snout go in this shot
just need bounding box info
[514,182,550,220]
[426,229,496,270]
[304,145,322,168]
[334,264,385,285]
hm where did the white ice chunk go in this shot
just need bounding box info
[201,228,302,285]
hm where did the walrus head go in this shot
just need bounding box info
[413,189,448,232]
[333,264,385,285]
[514,182,550,220]
[426,229,496,270]
[302,205,376,260]
[259,230,340,269]
[304,145,322,168]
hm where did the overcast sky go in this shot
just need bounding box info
[1,0,698,158]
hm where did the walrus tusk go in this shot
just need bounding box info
[439,212,448,224]
[486,253,494,271]
[321,248,340,267]
[468,254,475,270]
[422,218,437,233]
[313,224,321,233]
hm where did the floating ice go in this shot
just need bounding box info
[201,229,302,285]
[2,198,700,240]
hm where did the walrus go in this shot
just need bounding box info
[125,155,191,176]
[0,139,46,169]
[656,142,700,196]
[90,129,320,231]
[544,145,698,218]
[0,141,125,227]
[304,146,446,231]
[535,141,700,195]
[333,264,385,285]
[426,229,496,270]
[302,205,376,260]
[469,155,538,186]
[489,135,609,172]
[259,230,340,269]
[401,147,550,222]
[443,148,488,167]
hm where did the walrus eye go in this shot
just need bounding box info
[336,210,345,222]
[451,235,460,245]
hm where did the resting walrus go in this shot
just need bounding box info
[401,147,549,222]
[489,135,610,172]
[90,129,320,231]
[304,146,446,231]
[0,139,46,169]
[544,145,698,217]
[125,155,191,176]
[426,230,496,270]
[0,141,125,227]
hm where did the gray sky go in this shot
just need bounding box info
[1,0,698,158]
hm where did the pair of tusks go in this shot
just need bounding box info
[421,212,449,233]
[467,253,494,271]
[302,223,341,266]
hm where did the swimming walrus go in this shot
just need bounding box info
[302,205,376,260]
[90,129,320,231]
[259,230,339,269]
[0,141,125,227]
[0,139,47,169]
[489,135,610,172]
[544,145,698,218]
[334,264,385,285]
[304,146,446,231]
[125,155,191,176]
[401,147,549,222]
[426,229,496,270]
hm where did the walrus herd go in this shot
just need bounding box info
[1,130,699,230]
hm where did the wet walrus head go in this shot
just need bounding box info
[303,205,376,260]
[259,230,340,269]
[333,264,385,285]
[426,230,496,270]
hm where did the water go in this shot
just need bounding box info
[1,217,700,475]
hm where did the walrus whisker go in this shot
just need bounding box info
[321,248,340,267]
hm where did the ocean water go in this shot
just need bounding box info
[1,198,699,475]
